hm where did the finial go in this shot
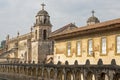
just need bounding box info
[31,27,33,32]
[92,10,95,16]
[17,31,19,36]
[41,3,46,10]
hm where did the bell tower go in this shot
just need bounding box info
[32,3,53,62]
[34,3,52,41]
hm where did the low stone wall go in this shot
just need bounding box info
[0,72,38,80]
[0,59,120,80]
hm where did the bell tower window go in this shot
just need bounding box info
[35,30,37,39]
[43,30,47,40]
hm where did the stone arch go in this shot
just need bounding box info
[20,66,24,74]
[14,66,18,73]
[86,71,95,80]
[43,68,48,79]
[57,70,64,80]
[28,67,32,76]
[9,66,12,72]
[32,67,37,76]
[11,66,15,73]
[113,73,120,80]
[24,67,27,75]
[7,66,9,72]
[38,68,42,77]
[99,72,109,80]
[50,69,55,79]
[66,70,73,80]
[75,70,81,80]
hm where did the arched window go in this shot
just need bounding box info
[35,30,37,39]
[43,30,47,40]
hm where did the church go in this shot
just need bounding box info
[0,3,120,65]
[0,3,53,63]
[0,3,120,80]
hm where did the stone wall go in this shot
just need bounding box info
[0,59,120,80]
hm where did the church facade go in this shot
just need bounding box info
[0,4,53,63]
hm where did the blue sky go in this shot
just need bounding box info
[0,0,120,43]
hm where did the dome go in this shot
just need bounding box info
[87,10,100,25]
[87,16,100,23]
[35,3,51,26]
[37,9,49,16]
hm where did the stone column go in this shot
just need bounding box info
[83,70,87,80]
[95,72,101,80]
[48,69,50,80]
[26,67,29,76]
[54,69,58,80]
[41,68,44,80]
[63,69,67,80]
[109,70,114,80]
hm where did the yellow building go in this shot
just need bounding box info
[50,12,120,65]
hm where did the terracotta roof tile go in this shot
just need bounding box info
[50,18,120,38]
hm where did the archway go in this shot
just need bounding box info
[75,71,81,80]
[32,67,36,76]
[28,67,32,76]
[113,73,120,80]
[99,73,109,80]
[38,68,42,77]
[57,70,64,80]
[50,69,55,79]
[86,72,95,80]
[43,69,48,79]
[66,71,73,80]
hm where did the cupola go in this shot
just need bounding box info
[87,10,100,25]
[35,3,51,26]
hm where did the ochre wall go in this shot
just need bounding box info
[54,32,120,65]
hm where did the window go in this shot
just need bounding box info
[67,42,71,56]
[77,41,81,56]
[117,36,120,54]
[43,30,47,40]
[35,30,37,39]
[88,39,93,55]
[101,37,107,55]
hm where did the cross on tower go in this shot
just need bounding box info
[41,3,46,10]
[92,10,95,16]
